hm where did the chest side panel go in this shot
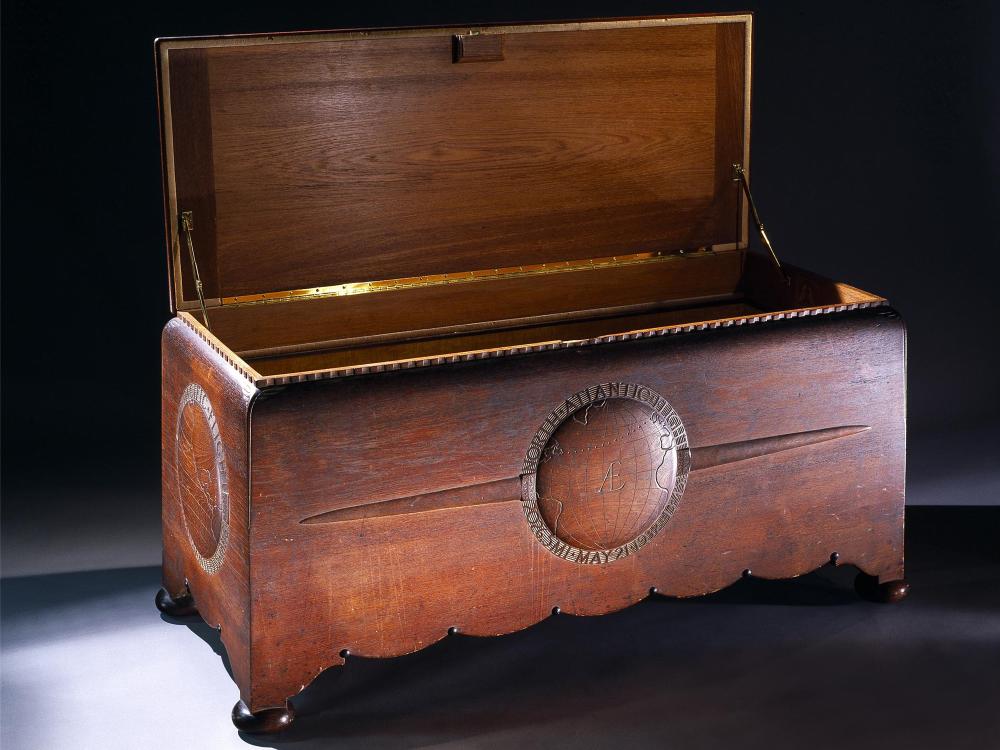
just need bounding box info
[161,318,257,697]
[247,311,905,707]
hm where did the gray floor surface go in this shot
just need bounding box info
[2,507,998,749]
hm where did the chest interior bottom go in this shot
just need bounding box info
[182,251,885,380]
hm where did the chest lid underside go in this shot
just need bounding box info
[157,15,751,313]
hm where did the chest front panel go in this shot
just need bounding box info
[243,312,905,708]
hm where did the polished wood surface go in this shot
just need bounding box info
[161,228,883,384]
[165,48,220,302]
[156,15,906,732]
[243,301,762,376]
[227,265,883,385]
[207,250,746,357]
[162,307,906,716]
[452,33,505,63]
[231,699,295,734]
[855,572,911,603]
[154,585,198,618]
[159,18,749,306]
[242,309,905,710]
[161,318,256,703]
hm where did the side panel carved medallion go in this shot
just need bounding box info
[521,383,690,564]
[175,382,230,574]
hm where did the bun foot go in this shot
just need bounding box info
[855,573,909,603]
[232,699,295,734]
[155,586,198,617]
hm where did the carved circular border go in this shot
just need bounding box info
[521,382,690,565]
[175,383,230,575]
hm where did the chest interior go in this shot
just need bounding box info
[157,17,884,382]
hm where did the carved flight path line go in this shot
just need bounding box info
[299,425,870,525]
[690,424,870,471]
[300,478,522,525]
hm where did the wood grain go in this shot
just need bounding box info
[161,20,748,302]
[155,17,907,727]
[689,424,871,470]
[244,309,906,710]
[161,317,258,705]
[299,424,873,525]
[210,250,746,356]
[233,282,885,386]
[175,383,228,566]
[301,478,523,524]
[198,258,884,386]
[453,33,504,63]
[714,22,746,245]
[244,301,762,376]
[166,48,220,301]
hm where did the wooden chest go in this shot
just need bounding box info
[154,14,907,734]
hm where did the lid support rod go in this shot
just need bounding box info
[180,210,211,329]
[732,164,786,281]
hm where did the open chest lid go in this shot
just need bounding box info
[156,14,752,314]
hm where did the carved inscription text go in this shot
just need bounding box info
[521,383,690,564]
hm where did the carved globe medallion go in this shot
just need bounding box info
[175,383,230,574]
[521,383,690,564]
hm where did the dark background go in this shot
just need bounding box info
[2,4,998,748]
[2,0,998,577]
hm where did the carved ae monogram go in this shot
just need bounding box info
[521,383,690,564]
[175,383,230,575]
[597,461,626,493]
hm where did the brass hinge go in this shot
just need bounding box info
[732,164,786,281]
[180,210,211,329]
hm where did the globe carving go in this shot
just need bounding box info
[535,398,677,551]
[175,383,229,575]
[178,401,225,561]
